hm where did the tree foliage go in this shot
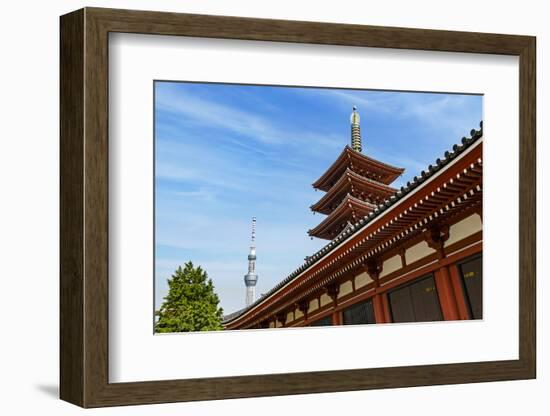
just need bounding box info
[155,261,224,333]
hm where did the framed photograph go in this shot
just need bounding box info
[60,7,536,408]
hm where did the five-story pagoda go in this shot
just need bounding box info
[308,107,405,240]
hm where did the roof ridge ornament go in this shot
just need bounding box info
[350,106,362,153]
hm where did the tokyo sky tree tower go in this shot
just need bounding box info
[243,217,258,307]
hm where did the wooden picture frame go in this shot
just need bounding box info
[60,7,536,408]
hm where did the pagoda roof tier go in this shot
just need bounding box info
[312,146,404,191]
[308,194,377,240]
[310,168,398,215]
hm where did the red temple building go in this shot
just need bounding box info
[224,108,483,329]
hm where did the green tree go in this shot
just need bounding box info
[155,261,224,333]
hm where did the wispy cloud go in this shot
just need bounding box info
[156,84,282,145]
[163,188,218,203]
[299,88,481,137]
[156,83,345,156]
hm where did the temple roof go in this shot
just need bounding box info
[223,122,483,325]
[308,194,377,240]
[310,168,397,215]
[312,146,405,191]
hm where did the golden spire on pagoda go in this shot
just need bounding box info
[350,106,362,152]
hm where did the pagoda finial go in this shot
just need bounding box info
[350,106,362,153]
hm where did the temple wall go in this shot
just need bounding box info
[406,241,436,264]
[308,298,319,314]
[294,308,304,319]
[338,280,353,298]
[320,293,332,307]
[445,213,482,247]
[286,311,294,323]
[355,271,372,289]
[380,254,402,278]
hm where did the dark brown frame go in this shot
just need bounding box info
[60,7,536,408]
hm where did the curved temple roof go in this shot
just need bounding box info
[308,194,378,240]
[223,122,483,325]
[310,168,398,215]
[312,145,405,190]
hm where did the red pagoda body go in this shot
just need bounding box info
[308,127,404,239]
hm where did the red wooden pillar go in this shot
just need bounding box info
[373,293,387,324]
[365,258,387,324]
[332,310,342,325]
[382,293,392,323]
[434,266,460,321]
[448,264,470,320]
[326,283,341,325]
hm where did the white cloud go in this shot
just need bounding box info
[300,88,481,137]
[156,83,345,156]
[156,85,282,145]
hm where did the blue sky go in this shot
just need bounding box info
[154,81,482,315]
